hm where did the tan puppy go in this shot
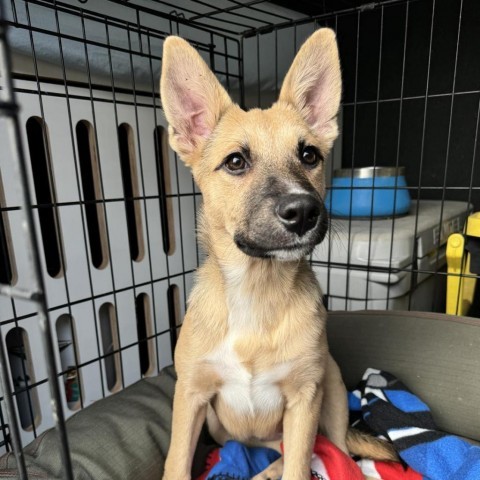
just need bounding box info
[160,29,394,480]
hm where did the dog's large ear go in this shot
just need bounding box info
[160,36,233,163]
[278,28,341,147]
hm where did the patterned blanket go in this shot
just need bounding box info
[196,369,480,479]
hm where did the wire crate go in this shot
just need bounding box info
[0,0,479,478]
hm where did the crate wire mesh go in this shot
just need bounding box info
[0,6,72,478]
[0,0,479,479]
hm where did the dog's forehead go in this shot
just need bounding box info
[218,104,313,155]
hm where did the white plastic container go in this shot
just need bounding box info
[313,200,470,311]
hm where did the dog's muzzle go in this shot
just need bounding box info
[233,190,328,260]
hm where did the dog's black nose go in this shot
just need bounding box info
[276,194,321,237]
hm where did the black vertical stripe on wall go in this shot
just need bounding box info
[118,123,144,262]
[0,224,11,284]
[6,327,41,431]
[167,284,180,353]
[135,293,151,376]
[0,190,14,284]
[25,117,63,278]
[76,120,108,270]
[153,126,172,255]
[99,302,121,392]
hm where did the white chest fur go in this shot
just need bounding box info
[208,335,291,416]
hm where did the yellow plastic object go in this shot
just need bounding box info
[446,212,480,315]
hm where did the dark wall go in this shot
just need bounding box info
[336,0,480,209]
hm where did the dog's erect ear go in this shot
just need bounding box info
[160,36,233,162]
[278,28,341,147]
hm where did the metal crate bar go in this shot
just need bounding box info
[0,4,74,479]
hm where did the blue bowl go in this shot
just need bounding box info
[325,166,411,218]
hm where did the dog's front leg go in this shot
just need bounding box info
[163,381,207,480]
[282,386,323,480]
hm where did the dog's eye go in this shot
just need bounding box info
[223,153,248,174]
[300,146,322,168]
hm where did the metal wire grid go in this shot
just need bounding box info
[242,0,479,312]
[0,1,244,478]
[0,0,479,479]
[314,0,480,309]
[0,2,73,476]
[1,4,242,332]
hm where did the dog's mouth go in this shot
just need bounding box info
[234,236,318,260]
